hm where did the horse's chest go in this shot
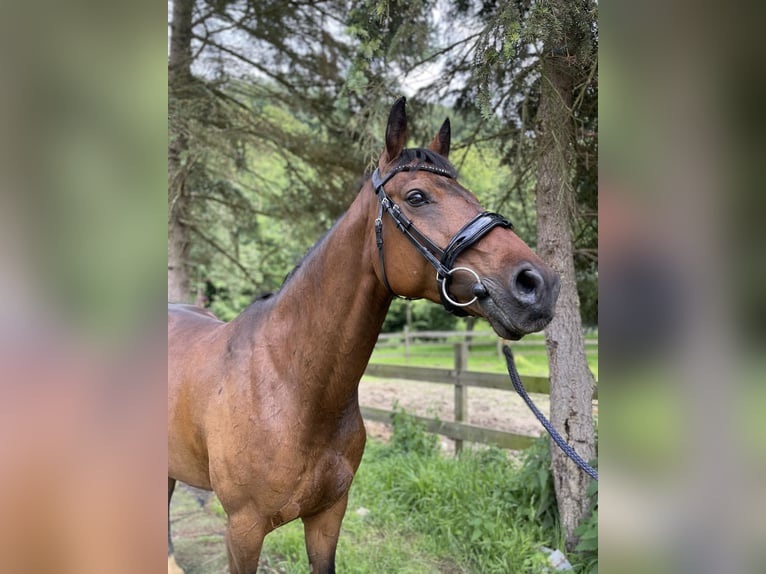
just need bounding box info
[301,450,355,505]
[211,390,365,524]
[266,449,356,528]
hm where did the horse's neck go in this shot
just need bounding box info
[258,190,391,408]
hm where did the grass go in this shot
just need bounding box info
[176,411,597,574]
[370,332,599,380]
[257,439,560,573]
[255,409,597,573]
[260,509,450,573]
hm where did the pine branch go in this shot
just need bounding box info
[185,222,256,284]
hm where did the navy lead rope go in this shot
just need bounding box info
[503,345,599,481]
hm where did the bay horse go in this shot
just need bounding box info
[168,97,559,573]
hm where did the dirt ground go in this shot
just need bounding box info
[358,375,548,449]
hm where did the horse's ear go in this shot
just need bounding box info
[381,97,408,167]
[428,117,451,159]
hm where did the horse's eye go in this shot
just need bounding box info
[405,190,429,207]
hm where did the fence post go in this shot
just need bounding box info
[454,342,468,454]
[403,325,410,361]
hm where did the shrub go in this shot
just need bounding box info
[503,435,559,531]
[389,402,440,457]
[381,299,457,333]
[571,463,598,573]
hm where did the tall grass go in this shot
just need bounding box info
[260,406,598,573]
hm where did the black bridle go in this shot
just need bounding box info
[372,163,513,316]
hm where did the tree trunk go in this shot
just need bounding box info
[535,54,597,551]
[168,211,190,303]
[167,0,194,303]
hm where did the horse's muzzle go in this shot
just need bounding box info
[508,262,560,326]
[476,261,560,338]
[510,263,559,311]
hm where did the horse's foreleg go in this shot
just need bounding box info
[225,509,267,574]
[302,494,349,574]
[167,478,186,574]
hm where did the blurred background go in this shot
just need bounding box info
[599,1,766,573]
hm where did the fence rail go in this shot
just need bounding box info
[363,363,553,394]
[359,406,538,451]
[361,338,597,452]
[373,328,598,361]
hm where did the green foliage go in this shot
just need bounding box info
[347,432,558,573]
[577,265,598,327]
[382,299,458,333]
[458,0,599,328]
[389,401,440,457]
[346,0,434,71]
[413,302,458,332]
[264,520,446,573]
[502,434,599,574]
[170,0,598,330]
[572,464,599,573]
[506,436,559,531]
[177,89,368,314]
[381,299,408,332]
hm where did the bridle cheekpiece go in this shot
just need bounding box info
[372,162,513,316]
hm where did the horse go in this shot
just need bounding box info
[168,97,560,574]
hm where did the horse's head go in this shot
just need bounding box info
[371,97,559,340]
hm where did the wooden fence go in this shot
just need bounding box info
[360,335,598,453]
[373,328,598,360]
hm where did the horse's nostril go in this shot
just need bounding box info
[517,269,541,294]
[511,265,544,304]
